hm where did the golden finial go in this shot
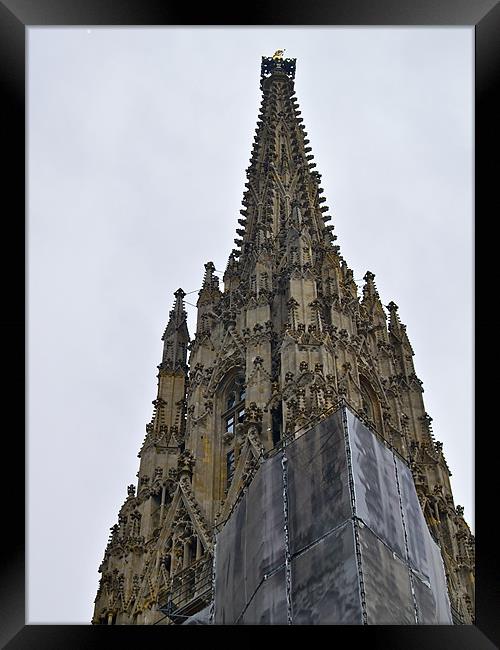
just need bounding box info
[272,49,285,60]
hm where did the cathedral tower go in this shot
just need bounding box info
[93,52,474,625]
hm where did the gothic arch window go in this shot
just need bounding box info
[359,375,381,433]
[271,401,283,447]
[360,382,374,421]
[221,372,246,487]
[223,374,246,431]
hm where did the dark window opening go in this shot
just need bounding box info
[359,377,382,435]
[361,387,373,420]
[222,375,246,440]
[226,415,235,434]
[222,375,246,491]
[226,450,235,486]
[271,403,283,446]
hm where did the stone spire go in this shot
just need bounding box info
[233,54,335,278]
[160,288,189,372]
[93,54,474,627]
[387,300,414,354]
[362,270,379,304]
[198,262,220,300]
[386,300,403,337]
[360,271,387,331]
[386,300,419,383]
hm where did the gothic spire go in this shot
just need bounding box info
[362,271,379,302]
[386,300,416,375]
[201,262,218,291]
[361,271,387,327]
[160,288,189,371]
[386,301,403,338]
[94,52,474,628]
[233,54,335,276]
[197,261,221,306]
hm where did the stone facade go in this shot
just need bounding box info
[92,54,474,625]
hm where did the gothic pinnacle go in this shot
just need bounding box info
[160,288,190,371]
[163,288,188,340]
[201,261,219,291]
[233,57,337,267]
[224,252,238,277]
[362,271,380,299]
[386,301,401,332]
[386,301,412,353]
[173,287,186,319]
[197,261,222,312]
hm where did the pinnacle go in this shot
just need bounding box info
[362,271,380,300]
[161,288,189,367]
[224,252,239,278]
[386,301,401,325]
[201,261,220,292]
[169,288,187,323]
[386,300,407,339]
[230,68,337,272]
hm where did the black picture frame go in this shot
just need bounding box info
[1,0,496,647]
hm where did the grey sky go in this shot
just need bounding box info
[28,27,473,624]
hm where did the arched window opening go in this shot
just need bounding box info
[151,491,162,532]
[226,377,246,411]
[359,376,381,433]
[223,375,246,440]
[222,373,246,487]
[271,402,283,447]
[226,449,236,487]
[360,384,373,421]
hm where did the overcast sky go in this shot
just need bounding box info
[28,27,473,624]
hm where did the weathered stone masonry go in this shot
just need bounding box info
[93,53,474,625]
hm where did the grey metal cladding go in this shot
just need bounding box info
[244,452,286,600]
[287,410,351,555]
[358,523,417,624]
[182,605,211,625]
[418,536,453,623]
[291,520,362,625]
[347,409,406,559]
[412,571,440,624]
[238,568,287,625]
[394,456,452,623]
[395,454,432,576]
[214,405,453,625]
[214,495,247,624]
